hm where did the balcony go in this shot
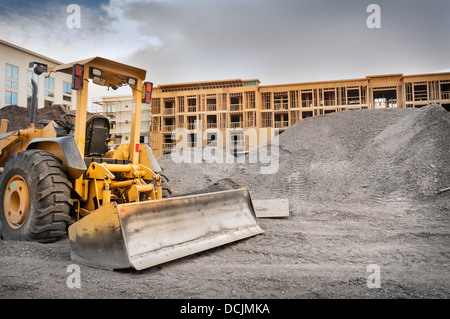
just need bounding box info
[207,104,217,112]
[163,124,175,133]
[274,121,289,129]
[229,121,243,128]
[301,100,313,107]
[324,100,336,106]
[162,142,175,151]
[442,91,450,100]
[246,120,256,128]
[164,108,175,115]
[274,103,288,111]
[230,104,243,112]
[347,98,360,105]
[207,122,218,129]
[262,120,272,128]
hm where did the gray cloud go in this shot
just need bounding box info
[1,0,448,90]
[120,0,450,85]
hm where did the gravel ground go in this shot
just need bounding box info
[0,104,449,299]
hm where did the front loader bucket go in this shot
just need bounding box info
[68,188,263,270]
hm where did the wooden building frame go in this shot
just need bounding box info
[124,73,450,157]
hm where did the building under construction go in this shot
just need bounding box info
[129,72,450,158]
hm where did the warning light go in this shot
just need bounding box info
[142,82,153,104]
[72,64,84,90]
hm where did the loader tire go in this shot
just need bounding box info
[0,150,73,243]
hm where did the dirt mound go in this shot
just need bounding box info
[0,104,96,132]
[0,104,68,131]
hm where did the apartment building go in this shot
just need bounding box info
[99,95,151,144]
[149,72,450,157]
[0,39,76,110]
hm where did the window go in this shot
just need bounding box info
[45,77,55,98]
[63,82,72,103]
[107,104,116,112]
[45,90,54,97]
[45,77,54,90]
[6,80,18,89]
[6,64,18,80]
[5,91,18,105]
[6,64,18,104]
[63,82,71,94]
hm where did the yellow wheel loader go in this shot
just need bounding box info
[0,57,263,270]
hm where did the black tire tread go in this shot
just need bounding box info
[0,149,73,243]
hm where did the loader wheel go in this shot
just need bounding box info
[0,150,73,243]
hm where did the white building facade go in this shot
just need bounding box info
[100,95,151,145]
[0,39,76,110]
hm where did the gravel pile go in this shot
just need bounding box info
[1,104,449,299]
[159,104,450,212]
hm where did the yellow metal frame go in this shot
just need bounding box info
[52,57,162,215]
[1,57,162,217]
[0,57,162,219]
[0,122,57,164]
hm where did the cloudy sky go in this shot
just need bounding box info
[1,0,449,105]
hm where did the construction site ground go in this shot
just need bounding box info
[0,104,449,299]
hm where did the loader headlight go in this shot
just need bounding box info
[90,67,102,77]
[127,77,137,86]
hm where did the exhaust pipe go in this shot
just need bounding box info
[27,61,48,126]
[29,78,38,125]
